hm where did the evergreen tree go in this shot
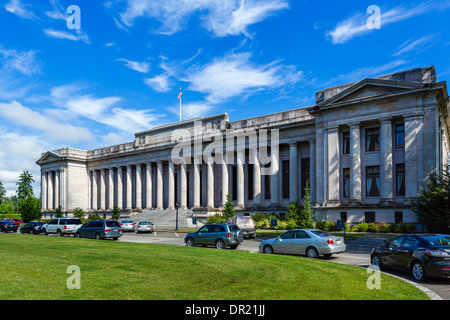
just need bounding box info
[0,180,6,204]
[16,171,34,200]
[223,193,235,220]
[19,197,41,222]
[298,181,315,229]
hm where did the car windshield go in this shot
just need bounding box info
[65,219,82,224]
[311,230,333,237]
[422,235,450,247]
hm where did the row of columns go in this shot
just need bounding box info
[41,169,62,211]
[88,141,316,211]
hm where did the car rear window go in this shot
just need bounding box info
[139,221,151,225]
[122,221,133,223]
[228,224,240,231]
[106,221,120,227]
[423,235,450,247]
[65,219,82,225]
[311,230,332,237]
[237,216,253,223]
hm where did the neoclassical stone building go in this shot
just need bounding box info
[37,66,450,226]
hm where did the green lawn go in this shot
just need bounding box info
[0,234,428,300]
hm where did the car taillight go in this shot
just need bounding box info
[104,229,111,232]
[118,229,122,232]
[327,240,334,245]
[227,232,231,238]
[64,226,67,229]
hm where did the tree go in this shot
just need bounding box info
[223,193,235,220]
[0,180,6,204]
[410,171,450,234]
[0,198,15,218]
[298,181,315,229]
[16,171,34,200]
[73,207,86,220]
[19,197,41,223]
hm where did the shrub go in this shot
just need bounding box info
[355,222,369,232]
[388,224,400,233]
[367,223,379,233]
[351,225,360,232]
[255,219,270,229]
[285,220,298,230]
[378,223,390,233]
[277,220,288,230]
[253,213,269,222]
[399,223,417,234]
[315,220,327,230]
[206,214,225,224]
[88,214,104,221]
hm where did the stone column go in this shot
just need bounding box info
[404,114,421,201]
[117,167,123,209]
[91,170,97,210]
[253,149,261,207]
[237,150,245,208]
[180,160,187,209]
[145,163,153,209]
[327,126,340,205]
[54,170,60,210]
[380,118,394,204]
[126,165,132,210]
[309,139,316,203]
[156,161,163,209]
[167,161,175,210]
[193,158,201,208]
[206,156,215,209]
[136,164,142,210]
[108,168,114,210]
[100,168,106,211]
[270,146,280,207]
[350,123,362,205]
[41,171,47,211]
[289,143,298,203]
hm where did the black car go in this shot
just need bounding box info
[371,234,450,282]
[20,221,45,234]
[0,221,18,233]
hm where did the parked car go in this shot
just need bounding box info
[230,215,256,239]
[12,219,24,226]
[20,221,45,234]
[75,220,122,240]
[120,220,135,232]
[136,221,154,233]
[259,229,346,258]
[184,223,244,249]
[42,218,83,236]
[0,221,18,233]
[370,234,450,282]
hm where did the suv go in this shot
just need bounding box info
[0,221,18,233]
[42,218,83,236]
[184,223,244,249]
[230,215,256,239]
[75,220,122,240]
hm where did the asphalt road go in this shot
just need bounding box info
[117,230,450,300]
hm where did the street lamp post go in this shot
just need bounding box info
[175,202,180,231]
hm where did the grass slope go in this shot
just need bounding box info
[0,234,428,300]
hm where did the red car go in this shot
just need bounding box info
[12,219,24,226]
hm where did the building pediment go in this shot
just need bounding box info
[36,151,63,165]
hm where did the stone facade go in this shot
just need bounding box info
[36,67,450,226]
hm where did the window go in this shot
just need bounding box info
[340,212,347,222]
[396,164,405,196]
[365,128,380,152]
[343,168,350,198]
[295,230,311,239]
[395,124,405,149]
[264,164,271,200]
[343,131,350,154]
[282,160,290,199]
[280,231,295,239]
[395,211,403,224]
[366,166,380,197]
[365,212,375,223]
[403,236,418,248]
[388,236,405,248]
[301,158,310,197]
[248,164,254,200]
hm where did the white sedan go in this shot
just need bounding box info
[259,229,346,258]
[136,221,154,233]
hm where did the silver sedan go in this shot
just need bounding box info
[259,229,346,258]
[120,220,135,232]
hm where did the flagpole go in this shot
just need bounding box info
[179,87,182,122]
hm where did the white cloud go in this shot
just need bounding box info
[0,48,42,76]
[393,34,438,56]
[116,0,288,37]
[187,52,302,103]
[4,0,38,20]
[119,58,151,73]
[167,102,214,120]
[0,101,94,143]
[327,2,450,44]
[144,74,171,92]
[44,28,91,44]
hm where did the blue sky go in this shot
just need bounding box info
[0,0,449,195]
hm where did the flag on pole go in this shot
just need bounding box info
[177,87,182,100]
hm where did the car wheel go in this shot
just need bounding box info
[95,233,102,240]
[263,245,274,254]
[215,239,225,249]
[75,232,82,238]
[57,229,64,237]
[42,228,48,235]
[411,261,427,282]
[186,238,195,247]
[306,247,319,259]
[371,254,384,271]
[20,228,24,234]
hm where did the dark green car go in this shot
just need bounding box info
[184,223,244,249]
